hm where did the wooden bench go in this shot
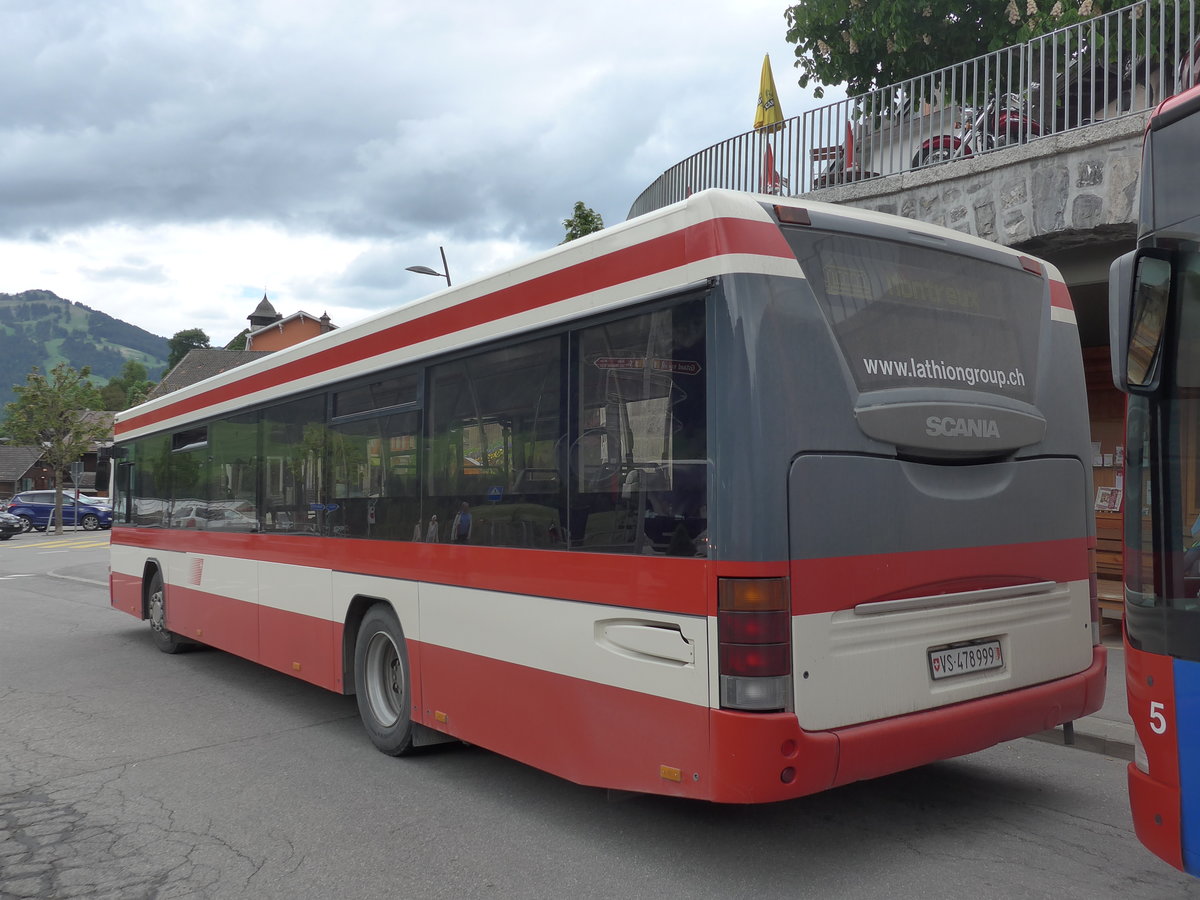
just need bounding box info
[1094,535,1124,629]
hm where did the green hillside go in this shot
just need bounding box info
[0,290,169,410]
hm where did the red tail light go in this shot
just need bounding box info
[719,642,790,677]
[718,577,792,710]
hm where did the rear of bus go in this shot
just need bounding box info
[703,196,1106,801]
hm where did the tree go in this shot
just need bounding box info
[4,363,108,534]
[560,201,605,244]
[784,0,1105,97]
[166,328,211,372]
[99,360,154,410]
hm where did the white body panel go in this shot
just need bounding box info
[791,578,1093,730]
[112,545,710,707]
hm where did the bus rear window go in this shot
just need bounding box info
[785,230,1041,404]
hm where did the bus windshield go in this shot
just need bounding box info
[1124,245,1200,662]
[784,229,1040,403]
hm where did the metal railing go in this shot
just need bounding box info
[628,0,1200,219]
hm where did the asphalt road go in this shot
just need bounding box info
[1,532,1198,900]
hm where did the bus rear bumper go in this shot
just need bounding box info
[707,645,1106,804]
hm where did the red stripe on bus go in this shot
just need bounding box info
[113,529,1086,618]
[116,217,792,437]
[790,538,1089,614]
[111,528,713,616]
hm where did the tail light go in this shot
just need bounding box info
[718,577,792,711]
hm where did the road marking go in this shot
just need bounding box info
[0,537,111,550]
[15,540,110,549]
[0,574,35,579]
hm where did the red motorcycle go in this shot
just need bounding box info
[911,92,1041,166]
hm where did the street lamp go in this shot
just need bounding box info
[405,246,451,287]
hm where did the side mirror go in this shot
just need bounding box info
[1111,248,1174,393]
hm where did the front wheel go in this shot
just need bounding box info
[354,605,414,756]
[912,143,956,167]
[80,513,100,531]
[147,570,189,654]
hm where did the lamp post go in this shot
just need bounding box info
[405,246,451,287]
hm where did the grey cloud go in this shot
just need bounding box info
[80,262,168,284]
[0,3,711,248]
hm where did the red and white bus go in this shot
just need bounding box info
[110,189,1106,802]
[1109,81,1200,875]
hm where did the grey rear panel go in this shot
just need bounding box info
[788,454,1087,565]
[706,256,1091,563]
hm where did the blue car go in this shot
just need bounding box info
[6,491,113,531]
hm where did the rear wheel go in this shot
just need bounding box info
[147,570,188,654]
[354,605,414,756]
[16,515,33,533]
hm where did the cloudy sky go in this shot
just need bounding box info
[1,0,839,346]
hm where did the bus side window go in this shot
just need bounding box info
[427,335,565,548]
[573,299,708,556]
[133,433,170,527]
[204,412,260,534]
[329,411,421,540]
[261,396,326,535]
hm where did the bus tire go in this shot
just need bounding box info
[354,604,414,756]
[147,570,188,655]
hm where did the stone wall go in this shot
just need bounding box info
[804,113,1149,256]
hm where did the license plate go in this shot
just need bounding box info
[928,640,1004,680]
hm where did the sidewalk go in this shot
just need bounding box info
[1028,630,1134,760]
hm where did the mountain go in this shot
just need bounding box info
[0,290,169,411]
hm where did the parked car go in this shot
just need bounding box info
[169,502,258,532]
[6,491,114,531]
[0,510,23,540]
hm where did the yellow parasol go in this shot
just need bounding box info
[754,54,785,132]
